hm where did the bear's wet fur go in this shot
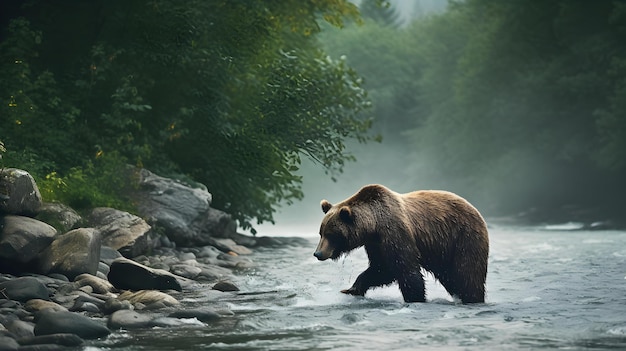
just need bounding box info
[314,184,489,303]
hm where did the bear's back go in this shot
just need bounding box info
[400,190,488,265]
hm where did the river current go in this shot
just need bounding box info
[89,224,626,350]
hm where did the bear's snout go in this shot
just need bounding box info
[314,238,333,261]
[313,251,328,261]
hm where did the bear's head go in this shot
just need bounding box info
[313,199,358,261]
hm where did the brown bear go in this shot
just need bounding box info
[313,184,489,303]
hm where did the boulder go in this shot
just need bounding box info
[0,215,57,269]
[99,246,122,265]
[253,236,311,248]
[74,274,114,295]
[37,228,101,280]
[0,168,42,216]
[0,277,49,302]
[210,238,253,255]
[212,280,240,292]
[4,319,35,338]
[24,299,67,313]
[17,333,84,347]
[167,308,221,323]
[102,299,132,315]
[117,290,179,308]
[0,334,19,350]
[107,309,155,330]
[170,264,202,279]
[198,265,231,281]
[131,168,237,247]
[88,207,154,258]
[108,257,182,291]
[36,202,82,233]
[33,310,110,339]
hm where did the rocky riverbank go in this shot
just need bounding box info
[0,167,307,350]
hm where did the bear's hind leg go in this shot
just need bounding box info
[342,266,395,296]
[438,262,485,303]
[397,270,426,303]
[435,268,485,303]
[453,273,485,303]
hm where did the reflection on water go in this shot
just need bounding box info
[88,225,626,350]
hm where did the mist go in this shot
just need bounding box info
[259,0,626,235]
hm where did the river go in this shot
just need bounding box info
[88,223,626,350]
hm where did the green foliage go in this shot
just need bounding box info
[0,18,81,173]
[37,152,134,212]
[0,0,373,229]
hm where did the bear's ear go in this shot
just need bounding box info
[321,200,332,214]
[339,206,353,222]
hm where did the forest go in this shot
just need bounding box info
[312,0,626,225]
[2,0,625,230]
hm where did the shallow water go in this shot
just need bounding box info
[88,225,626,350]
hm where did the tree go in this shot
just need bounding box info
[405,0,626,218]
[0,0,374,230]
[317,0,626,221]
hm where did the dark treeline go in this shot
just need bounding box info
[2,0,625,230]
[0,1,375,231]
[320,0,626,223]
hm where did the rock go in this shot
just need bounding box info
[70,301,100,313]
[33,310,110,339]
[102,299,132,315]
[97,262,110,276]
[108,257,182,291]
[0,277,49,302]
[35,202,82,233]
[88,207,154,258]
[117,290,179,308]
[228,232,258,248]
[211,238,253,255]
[17,333,84,347]
[66,293,106,313]
[0,168,42,216]
[131,168,237,247]
[99,246,122,265]
[46,274,68,283]
[212,281,239,292]
[168,308,221,323]
[37,228,101,280]
[0,216,57,270]
[170,264,202,279]
[0,298,20,308]
[0,334,19,350]
[198,265,231,281]
[24,300,67,313]
[74,274,114,295]
[4,319,35,338]
[190,208,238,246]
[215,253,255,269]
[195,246,222,259]
[107,310,155,330]
[253,236,310,247]
[178,252,196,261]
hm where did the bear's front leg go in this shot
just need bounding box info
[341,266,394,296]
